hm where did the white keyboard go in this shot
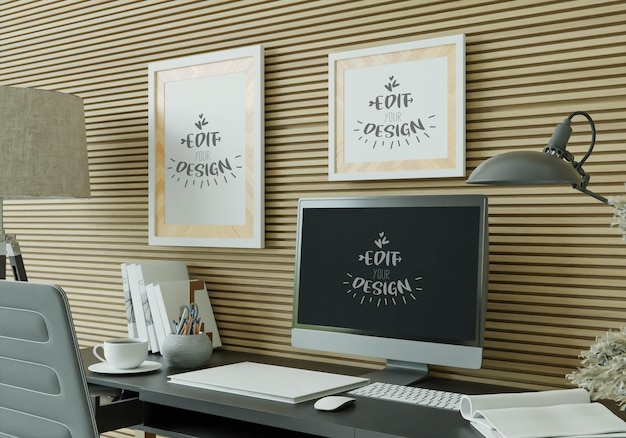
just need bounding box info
[348,382,463,411]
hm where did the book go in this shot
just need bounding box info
[145,282,168,351]
[126,263,151,348]
[126,261,189,352]
[168,361,369,404]
[460,388,626,438]
[153,279,222,348]
[120,263,137,338]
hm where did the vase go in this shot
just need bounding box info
[161,333,213,368]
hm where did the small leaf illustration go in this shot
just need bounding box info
[195,114,209,130]
[374,232,390,248]
[384,77,400,92]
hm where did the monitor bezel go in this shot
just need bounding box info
[291,194,489,383]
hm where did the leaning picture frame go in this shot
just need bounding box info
[148,45,264,248]
[329,34,465,181]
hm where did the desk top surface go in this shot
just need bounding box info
[82,348,516,438]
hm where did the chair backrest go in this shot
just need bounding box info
[0,280,98,438]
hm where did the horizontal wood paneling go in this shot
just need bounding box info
[2,5,626,432]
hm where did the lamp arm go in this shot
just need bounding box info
[574,185,609,205]
[567,111,596,168]
[557,111,605,203]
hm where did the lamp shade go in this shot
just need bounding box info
[466,150,584,186]
[0,86,90,199]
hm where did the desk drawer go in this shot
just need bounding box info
[90,384,143,433]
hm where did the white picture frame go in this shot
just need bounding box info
[329,35,465,181]
[148,46,264,248]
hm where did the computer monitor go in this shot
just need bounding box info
[291,194,489,384]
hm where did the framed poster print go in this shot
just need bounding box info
[329,34,465,181]
[148,46,264,248]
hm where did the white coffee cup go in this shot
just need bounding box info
[92,338,148,369]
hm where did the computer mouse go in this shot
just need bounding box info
[313,395,356,411]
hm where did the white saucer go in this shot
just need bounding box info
[88,360,162,374]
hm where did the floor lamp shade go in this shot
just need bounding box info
[0,86,90,199]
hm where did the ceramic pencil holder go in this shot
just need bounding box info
[161,333,213,368]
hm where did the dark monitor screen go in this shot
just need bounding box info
[292,194,489,383]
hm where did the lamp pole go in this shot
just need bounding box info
[0,200,28,281]
[0,200,4,280]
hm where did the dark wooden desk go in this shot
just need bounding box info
[83,349,509,438]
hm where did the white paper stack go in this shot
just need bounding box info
[460,388,626,438]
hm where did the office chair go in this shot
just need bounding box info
[0,280,99,438]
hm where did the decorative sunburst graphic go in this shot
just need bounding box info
[342,232,423,307]
[166,155,243,188]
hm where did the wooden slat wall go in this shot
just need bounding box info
[2,0,626,402]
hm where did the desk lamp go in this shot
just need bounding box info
[0,86,90,281]
[467,111,610,205]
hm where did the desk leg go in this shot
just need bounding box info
[134,431,156,438]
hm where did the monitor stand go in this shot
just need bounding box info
[362,360,429,385]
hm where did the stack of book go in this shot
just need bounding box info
[121,261,221,353]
